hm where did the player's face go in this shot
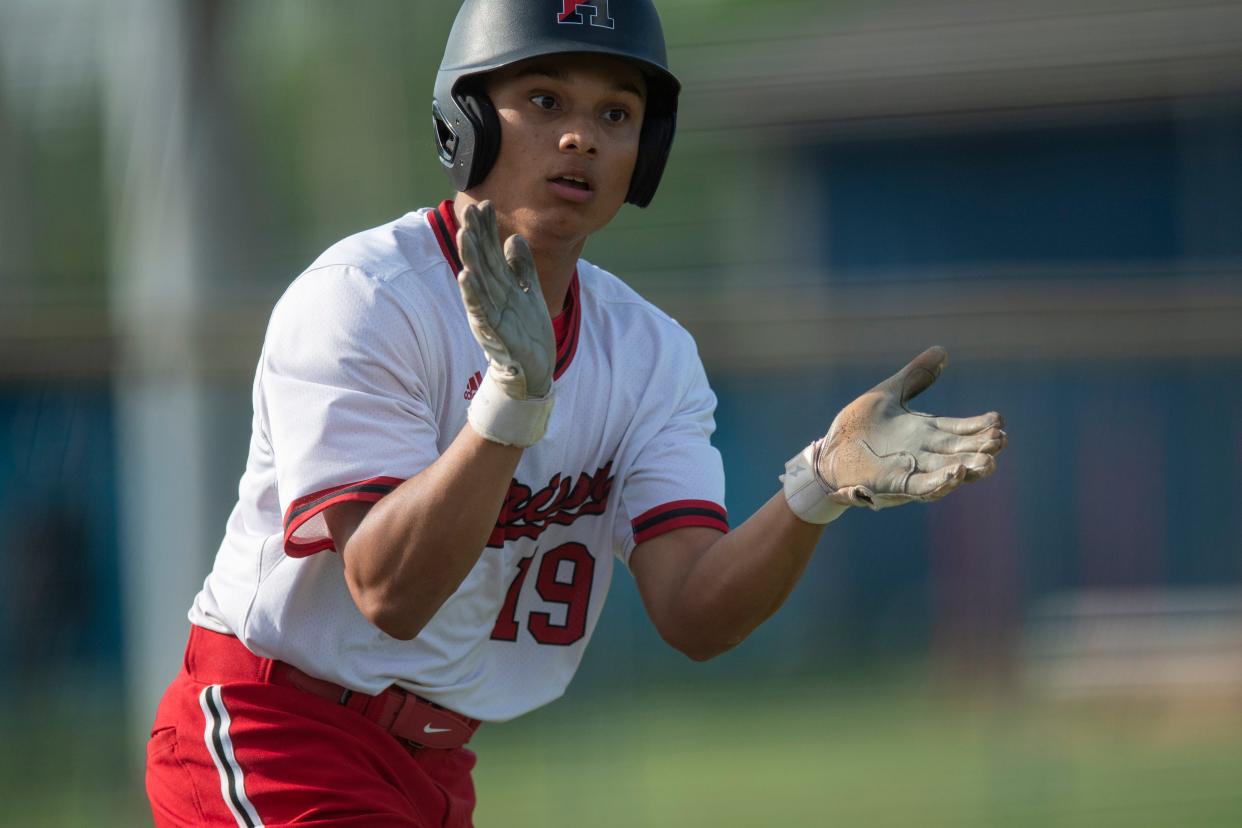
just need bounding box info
[472,54,646,251]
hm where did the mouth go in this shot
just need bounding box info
[546,173,596,204]
[549,174,592,192]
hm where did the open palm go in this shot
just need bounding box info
[456,201,555,400]
[816,346,1007,509]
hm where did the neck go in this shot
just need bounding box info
[452,194,583,318]
[528,247,580,318]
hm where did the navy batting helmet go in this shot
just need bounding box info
[432,0,680,208]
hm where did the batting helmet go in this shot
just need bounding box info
[432,0,680,208]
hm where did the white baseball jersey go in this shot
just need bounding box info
[189,201,727,722]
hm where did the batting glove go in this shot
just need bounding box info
[781,346,1007,524]
[456,201,556,447]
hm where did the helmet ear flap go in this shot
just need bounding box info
[627,109,676,208]
[456,87,501,191]
[432,101,460,166]
[626,77,679,208]
[432,80,501,193]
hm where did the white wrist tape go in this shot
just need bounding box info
[780,441,848,525]
[467,370,555,447]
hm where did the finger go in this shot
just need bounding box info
[457,203,488,276]
[456,268,489,317]
[930,412,1004,436]
[458,207,505,309]
[478,201,511,289]
[921,426,1007,455]
[456,218,499,311]
[504,234,540,293]
[456,203,481,270]
[503,233,534,277]
[915,451,995,481]
[875,346,948,405]
[905,463,967,499]
[481,200,500,244]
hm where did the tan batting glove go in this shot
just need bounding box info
[781,346,1007,524]
[456,201,556,447]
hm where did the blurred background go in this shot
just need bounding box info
[3,0,1242,824]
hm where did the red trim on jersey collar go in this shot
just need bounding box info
[552,271,581,379]
[429,200,463,273]
[428,200,581,380]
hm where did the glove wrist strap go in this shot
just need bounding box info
[781,441,848,525]
[467,371,554,448]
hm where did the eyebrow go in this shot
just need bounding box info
[514,63,645,99]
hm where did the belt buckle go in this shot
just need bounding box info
[390,691,472,750]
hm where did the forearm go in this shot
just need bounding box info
[342,425,521,640]
[340,201,559,640]
[666,494,825,659]
[636,348,1006,662]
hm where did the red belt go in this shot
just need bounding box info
[184,625,480,750]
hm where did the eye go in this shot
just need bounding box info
[602,107,629,124]
[530,94,559,111]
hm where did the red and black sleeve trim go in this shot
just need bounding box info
[631,499,729,546]
[282,476,404,557]
[427,199,584,380]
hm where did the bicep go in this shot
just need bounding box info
[323,500,374,557]
[629,525,723,639]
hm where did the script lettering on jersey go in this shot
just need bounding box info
[487,462,614,547]
[557,1,615,29]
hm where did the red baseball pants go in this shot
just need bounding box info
[146,629,477,827]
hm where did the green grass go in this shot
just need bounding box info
[5,680,1242,826]
[0,693,149,828]
[472,682,1242,828]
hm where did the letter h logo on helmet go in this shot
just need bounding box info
[557,1,615,29]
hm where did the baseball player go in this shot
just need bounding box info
[145,1,1007,826]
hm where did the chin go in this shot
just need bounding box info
[516,199,617,246]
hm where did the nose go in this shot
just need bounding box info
[558,114,598,157]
